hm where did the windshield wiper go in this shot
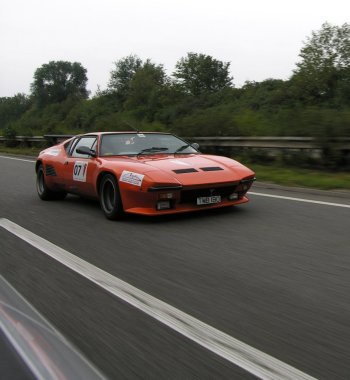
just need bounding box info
[137,147,169,156]
[174,144,191,154]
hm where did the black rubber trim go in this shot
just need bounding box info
[148,186,183,192]
[240,177,256,184]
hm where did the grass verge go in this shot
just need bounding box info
[0,146,42,156]
[249,163,350,191]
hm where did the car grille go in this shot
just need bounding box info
[45,165,57,176]
[180,184,238,204]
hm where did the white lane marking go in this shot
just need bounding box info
[0,218,317,380]
[249,191,350,209]
[0,155,35,163]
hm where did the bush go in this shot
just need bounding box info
[3,125,18,147]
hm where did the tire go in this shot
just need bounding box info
[99,174,124,220]
[36,164,67,201]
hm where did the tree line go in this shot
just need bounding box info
[1,22,350,143]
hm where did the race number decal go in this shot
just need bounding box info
[120,171,144,187]
[73,161,88,182]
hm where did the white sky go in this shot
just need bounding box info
[0,0,349,97]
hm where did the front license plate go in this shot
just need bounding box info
[197,195,221,205]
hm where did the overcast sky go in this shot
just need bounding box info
[0,0,349,97]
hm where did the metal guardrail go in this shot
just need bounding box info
[0,135,350,150]
[43,134,74,145]
[187,136,350,150]
[0,134,73,145]
[0,135,45,143]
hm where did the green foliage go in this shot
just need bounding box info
[174,105,236,136]
[249,163,350,190]
[1,25,350,170]
[292,22,350,104]
[0,94,31,127]
[31,61,88,107]
[124,60,168,121]
[108,55,143,100]
[173,52,233,96]
[3,125,17,147]
[239,79,294,110]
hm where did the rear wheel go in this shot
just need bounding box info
[99,174,124,220]
[36,164,67,200]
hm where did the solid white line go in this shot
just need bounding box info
[249,191,350,209]
[0,218,317,380]
[0,155,35,163]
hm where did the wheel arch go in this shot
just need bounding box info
[35,160,43,173]
[96,170,119,195]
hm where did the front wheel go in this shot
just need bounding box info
[99,174,124,220]
[36,164,67,200]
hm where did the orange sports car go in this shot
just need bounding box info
[35,132,255,219]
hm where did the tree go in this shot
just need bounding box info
[108,54,142,99]
[292,22,350,103]
[125,60,167,117]
[240,79,292,110]
[0,93,31,128]
[173,53,233,96]
[31,61,88,107]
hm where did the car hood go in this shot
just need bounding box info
[138,154,254,186]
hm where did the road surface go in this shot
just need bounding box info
[1,154,350,379]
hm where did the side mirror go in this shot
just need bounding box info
[76,146,96,157]
[191,142,200,150]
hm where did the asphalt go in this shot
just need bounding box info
[1,155,350,379]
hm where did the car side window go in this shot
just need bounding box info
[71,136,97,158]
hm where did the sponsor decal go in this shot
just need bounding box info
[73,161,88,182]
[125,137,135,145]
[170,160,191,166]
[120,170,144,187]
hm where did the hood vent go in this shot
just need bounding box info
[200,167,224,172]
[173,168,198,174]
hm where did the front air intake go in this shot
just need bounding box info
[45,165,57,176]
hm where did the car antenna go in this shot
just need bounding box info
[125,122,141,134]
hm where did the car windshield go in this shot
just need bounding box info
[99,133,198,156]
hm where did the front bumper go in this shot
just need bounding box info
[122,178,255,216]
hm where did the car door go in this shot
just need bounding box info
[64,136,99,196]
